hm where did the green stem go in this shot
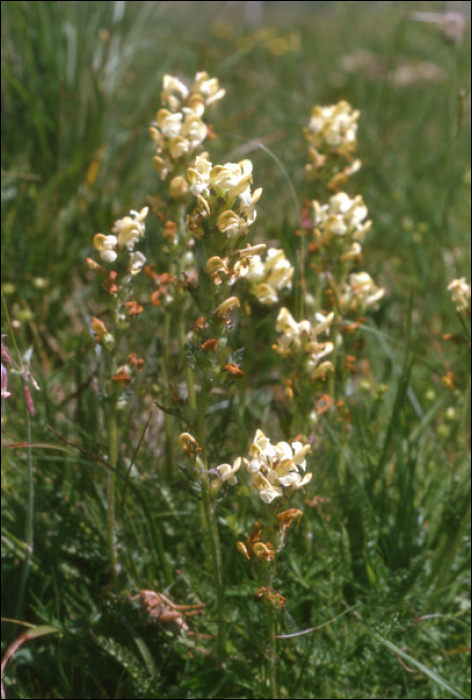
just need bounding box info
[178,306,196,410]
[267,603,278,699]
[14,404,34,623]
[161,313,175,480]
[196,378,226,660]
[107,399,118,586]
[238,314,256,452]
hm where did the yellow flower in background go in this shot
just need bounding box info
[342,272,384,313]
[448,278,471,313]
[305,101,360,155]
[314,192,371,245]
[192,71,226,107]
[161,74,190,112]
[180,113,208,149]
[274,308,335,380]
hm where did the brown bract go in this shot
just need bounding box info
[201,339,219,352]
[223,363,244,378]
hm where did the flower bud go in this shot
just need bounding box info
[169,175,189,199]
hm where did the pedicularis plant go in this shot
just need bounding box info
[80,71,469,698]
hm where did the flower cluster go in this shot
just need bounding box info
[245,248,294,306]
[246,429,312,504]
[341,272,385,315]
[448,278,471,314]
[274,308,335,381]
[313,192,371,254]
[93,207,149,275]
[188,156,263,238]
[304,100,360,156]
[151,72,225,187]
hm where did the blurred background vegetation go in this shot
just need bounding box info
[1,1,471,698]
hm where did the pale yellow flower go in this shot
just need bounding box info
[305,101,360,155]
[216,457,242,485]
[129,251,146,276]
[157,109,184,139]
[188,156,212,196]
[94,234,117,263]
[180,114,208,149]
[274,307,335,379]
[168,135,190,159]
[161,74,190,112]
[314,192,370,244]
[246,249,294,306]
[448,278,471,312]
[217,210,248,238]
[210,160,253,199]
[239,186,263,226]
[192,71,226,107]
[246,430,312,504]
[112,207,148,250]
[153,155,174,180]
[342,272,384,313]
[215,296,240,317]
[169,175,189,199]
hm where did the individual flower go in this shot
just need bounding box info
[93,234,118,263]
[246,249,294,306]
[169,175,189,199]
[210,160,253,201]
[216,457,242,485]
[246,430,312,504]
[93,208,148,265]
[215,296,240,318]
[448,278,471,313]
[178,432,200,456]
[188,156,212,196]
[161,74,190,112]
[157,109,184,139]
[181,114,208,149]
[129,251,147,276]
[217,210,248,238]
[239,186,263,226]
[192,71,226,107]
[304,101,360,155]
[112,207,149,250]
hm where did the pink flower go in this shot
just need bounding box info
[1,362,10,399]
[1,337,12,400]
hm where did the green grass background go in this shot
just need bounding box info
[1,1,471,698]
